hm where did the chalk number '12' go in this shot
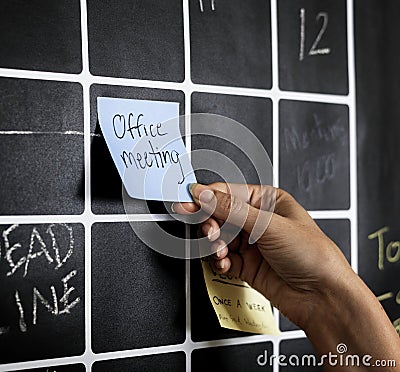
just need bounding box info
[299,8,331,61]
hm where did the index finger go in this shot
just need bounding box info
[173,182,266,214]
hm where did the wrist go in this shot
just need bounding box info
[304,270,400,370]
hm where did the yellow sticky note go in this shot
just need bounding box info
[201,257,280,335]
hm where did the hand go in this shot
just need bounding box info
[174,182,352,329]
[174,183,400,370]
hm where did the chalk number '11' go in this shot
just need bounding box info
[299,8,330,61]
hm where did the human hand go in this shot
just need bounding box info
[174,183,400,370]
[173,182,353,330]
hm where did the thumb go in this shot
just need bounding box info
[189,183,270,239]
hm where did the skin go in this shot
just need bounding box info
[173,182,400,371]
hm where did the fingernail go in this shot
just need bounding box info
[219,260,225,269]
[199,189,214,203]
[216,242,225,257]
[207,227,214,241]
[188,183,197,196]
[171,203,176,213]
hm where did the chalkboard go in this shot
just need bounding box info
[92,353,185,372]
[91,222,185,353]
[278,0,348,94]
[355,0,400,334]
[0,1,397,371]
[87,0,184,82]
[0,78,84,215]
[190,0,272,88]
[0,0,82,73]
[279,100,350,210]
[191,92,272,185]
[191,341,273,372]
[280,338,321,372]
[0,223,85,364]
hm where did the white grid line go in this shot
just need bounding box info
[347,0,358,274]
[79,0,95,369]
[182,1,194,371]
[0,65,352,104]
[270,0,281,350]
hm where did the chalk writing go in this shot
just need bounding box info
[394,318,400,336]
[377,289,400,305]
[2,224,74,277]
[283,115,346,153]
[368,226,400,270]
[0,224,81,334]
[0,130,100,137]
[369,226,400,334]
[0,326,10,335]
[296,153,335,192]
[14,275,80,332]
[283,113,347,193]
[299,8,331,62]
[14,291,27,333]
[378,291,400,335]
[199,0,215,12]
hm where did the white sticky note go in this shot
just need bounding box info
[97,97,196,202]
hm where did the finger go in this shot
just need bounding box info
[201,217,221,241]
[206,182,266,209]
[190,183,268,238]
[171,202,199,214]
[210,240,229,259]
[213,256,232,274]
[223,252,242,278]
[205,183,310,222]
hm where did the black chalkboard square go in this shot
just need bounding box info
[279,338,322,371]
[87,1,184,82]
[191,93,273,185]
[90,84,185,215]
[190,0,272,89]
[278,0,348,94]
[93,352,185,372]
[280,218,351,331]
[91,222,186,352]
[192,341,273,372]
[0,223,85,364]
[279,100,350,210]
[0,0,82,73]
[0,78,84,215]
[20,364,86,372]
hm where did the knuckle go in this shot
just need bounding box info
[219,193,232,212]
[219,193,242,215]
[212,182,228,193]
[230,196,243,214]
